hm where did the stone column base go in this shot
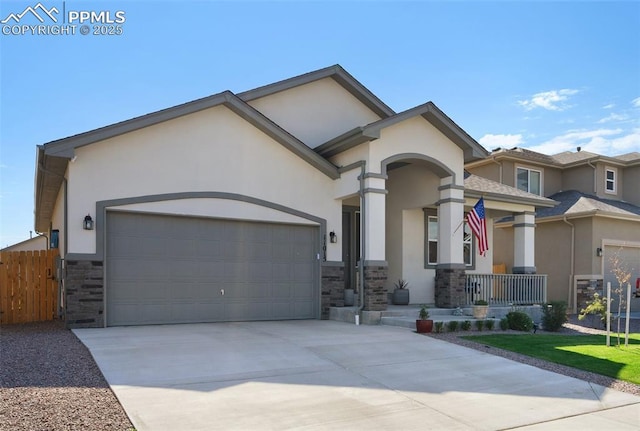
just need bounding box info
[363,263,388,311]
[435,265,466,308]
[65,260,104,328]
[321,263,345,319]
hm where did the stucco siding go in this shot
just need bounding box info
[536,221,574,303]
[247,78,382,148]
[622,166,640,205]
[386,164,441,303]
[493,227,514,272]
[466,164,501,183]
[563,165,596,195]
[65,105,340,259]
[372,117,464,181]
[543,168,563,196]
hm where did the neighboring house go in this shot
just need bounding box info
[34,65,554,328]
[1,235,48,252]
[466,147,640,312]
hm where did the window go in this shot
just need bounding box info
[425,211,474,268]
[516,167,541,195]
[605,167,616,194]
[427,215,438,265]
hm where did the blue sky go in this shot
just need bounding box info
[1,0,639,247]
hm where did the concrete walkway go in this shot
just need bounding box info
[74,321,640,431]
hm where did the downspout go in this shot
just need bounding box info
[562,216,575,313]
[587,160,597,194]
[357,161,367,320]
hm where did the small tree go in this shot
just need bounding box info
[578,293,609,328]
[608,249,633,346]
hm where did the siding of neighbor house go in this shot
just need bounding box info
[562,165,595,196]
[535,221,574,303]
[541,168,562,196]
[622,165,640,205]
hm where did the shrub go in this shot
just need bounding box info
[434,321,444,333]
[499,317,509,331]
[541,301,568,332]
[461,320,472,331]
[506,311,533,332]
[485,319,495,331]
[475,320,484,331]
[447,320,459,332]
[578,293,610,328]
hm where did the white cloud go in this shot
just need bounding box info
[478,133,524,150]
[597,113,629,124]
[632,97,640,108]
[525,128,640,156]
[602,103,615,109]
[518,89,579,111]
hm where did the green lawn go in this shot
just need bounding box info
[462,333,640,385]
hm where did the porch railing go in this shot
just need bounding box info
[465,273,547,306]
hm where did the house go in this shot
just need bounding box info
[466,147,640,312]
[34,65,554,328]
[1,235,48,252]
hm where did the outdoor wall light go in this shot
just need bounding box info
[596,247,603,257]
[329,231,337,243]
[83,214,94,230]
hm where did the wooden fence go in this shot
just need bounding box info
[0,249,59,325]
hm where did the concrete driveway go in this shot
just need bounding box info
[74,321,640,431]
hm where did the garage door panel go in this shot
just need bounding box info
[109,259,168,282]
[292,283,314,299]
[110,281,168,301]
[195,240,223,258]
[293,263,313,281]
[107,212,318,326]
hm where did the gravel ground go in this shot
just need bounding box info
[428,316,640,396]
[0,320,134,431]
[1,318,638,431]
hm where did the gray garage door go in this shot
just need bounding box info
[106,212,319,326]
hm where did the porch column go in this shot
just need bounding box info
[361,174,388,311]
[513,212,536,274]
[435,181,466,307]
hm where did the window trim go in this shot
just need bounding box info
[515,166,543,196]
[604,166,617,194]
[424,208,475,269]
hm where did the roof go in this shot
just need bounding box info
[472,146,640,169]
[614,152,640,162]
[315,102,489,162]
[463,172,557,208]
[536,190,640,220]
[35,89,342,231]
[34,65,491,232]
[551,150,600,165]
[237,64,395,119]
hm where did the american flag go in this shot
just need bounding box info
[467,198,488,256]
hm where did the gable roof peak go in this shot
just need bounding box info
[237,64,395,119]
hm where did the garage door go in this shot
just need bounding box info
[106,212,319,326]
[603,245,640,312]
